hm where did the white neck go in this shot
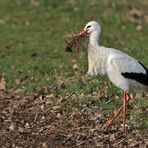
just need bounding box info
[89,31,100,47]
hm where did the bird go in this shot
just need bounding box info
[79,21,148,132]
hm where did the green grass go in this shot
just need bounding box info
[0,0,147,130]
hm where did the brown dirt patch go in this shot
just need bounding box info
[0,87,147,147]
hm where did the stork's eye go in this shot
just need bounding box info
[87,25,91,29]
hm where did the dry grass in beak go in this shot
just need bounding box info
[64,32,85,53]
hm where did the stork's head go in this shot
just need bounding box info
[79,21,101,36]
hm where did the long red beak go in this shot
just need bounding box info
[79,29,88,36]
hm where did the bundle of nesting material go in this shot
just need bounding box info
[64,32,85,53]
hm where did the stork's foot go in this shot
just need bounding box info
[119,123,127,133]
[119,126,125,133]
[104,106,123,131]
[105,119,114,131]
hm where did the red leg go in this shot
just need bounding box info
[106,105,123,130]
[121,91,128,132]
[105,91,131,131]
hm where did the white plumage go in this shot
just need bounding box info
[79,21,148,132]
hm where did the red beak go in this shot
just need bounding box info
[79,29,88,36]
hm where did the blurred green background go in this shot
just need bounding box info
[0,0,147,89]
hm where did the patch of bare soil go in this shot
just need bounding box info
[0,86,147,148]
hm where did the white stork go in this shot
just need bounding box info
[79,21,148,132]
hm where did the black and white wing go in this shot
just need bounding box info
[107,54,148,90]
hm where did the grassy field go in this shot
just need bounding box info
[0,0,148,147]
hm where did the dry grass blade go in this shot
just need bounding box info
[64,32,85,53]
